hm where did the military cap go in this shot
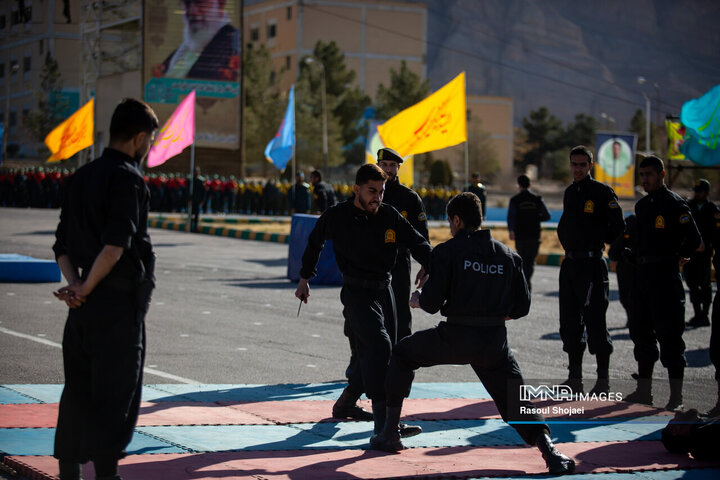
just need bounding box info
[377,147,404,164]
[693,178,710,192]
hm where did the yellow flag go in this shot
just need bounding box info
[45,99,94,162]
[378,72,466,157]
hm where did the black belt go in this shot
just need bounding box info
[637,255,676,265]
[565,250,603,259]
[342,275,391,290]
[447,316,506,327]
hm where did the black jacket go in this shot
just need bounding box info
[635,185,701,260]
[382,178,429,245]
[688,197,719,254]
[419,229,530,323]
[53,148,154,282]
[312,181,337,213]
[557,175,625,252]
[300,200,431,281]
[507,189,551,240]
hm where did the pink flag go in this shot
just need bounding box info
[147,91,195,168]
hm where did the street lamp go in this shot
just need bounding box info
[600,112,616,130]
[3,63,21,163]
[637,76,654,155]
[304,57,328,173]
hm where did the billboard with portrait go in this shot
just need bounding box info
[143,0,241,150]
[595,132,637,198]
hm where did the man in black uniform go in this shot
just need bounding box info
[608,214,638,328]
[295,163,432,445]
[625,156,702,411]
[465,172,487,218]
[557,146,625,396]
[52,98,159,480]
[684,179,717,328]
[309,169,336,214]
[371,192,575,475]
[709,216,720,417]
[332,149,428,427]
[190,166,207,232]
[507,174,551,289]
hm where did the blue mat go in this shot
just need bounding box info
[0,386,42,405]
[0,254,61,283]
[0,428,189,456]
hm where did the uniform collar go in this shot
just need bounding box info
[456,228,490,240]
[103,147,138,166]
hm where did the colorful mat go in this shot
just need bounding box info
[1,383,717,480]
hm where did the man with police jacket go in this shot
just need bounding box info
[626,156,702,411]
[52,98,159,480]
[370,192,575,475]
[295,163,432,446]
[557,146,625,396]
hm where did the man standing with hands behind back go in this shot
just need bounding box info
[52,98,159,480]
[557,146,625,396]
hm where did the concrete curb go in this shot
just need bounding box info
[147,219,290,244]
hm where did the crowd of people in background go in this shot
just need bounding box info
[0,166,466,219]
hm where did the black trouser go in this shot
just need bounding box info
[711,276,720,380]
[54,284,146,464]
[616,260,636,325]
[559,257,612,356]
[340,284,396,400]
[386,322,547,445]
[630,262,686,371]
[515,238,540,287]
[684,252,713,318]
[391,251,412,341]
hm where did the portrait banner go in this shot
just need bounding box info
[143,0,241,150]
[594,133,637,198]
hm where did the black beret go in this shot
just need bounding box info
[377,147,403,164]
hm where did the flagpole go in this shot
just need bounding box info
[187,96,196,232]
[291,86,296,193]
[464,72,469,190]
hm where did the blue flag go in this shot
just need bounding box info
[264,85,295,171]
[680,83,720,166]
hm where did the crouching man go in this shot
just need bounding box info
[370,192,575,475]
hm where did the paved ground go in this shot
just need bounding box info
[0,207,718,479]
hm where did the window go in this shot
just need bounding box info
[0,15,6,29]
[267,22,276,39]
[22,108,29,124]
[9,110,17,127]
[0,63,4,79]
[287,6,292,20]
[23,56,31,73]
[285,55,291,70]
[250,26,259,41]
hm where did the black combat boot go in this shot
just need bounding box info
[58,461,82,480]
[399,421,422,438]
[332,386,374,421]
[535,432,575,475]
[589,353,610,395]
[371,400,386,435]
[665,373,684,412]
[561,352,584,394]
[369,406,405,453]
[625,361,654,405]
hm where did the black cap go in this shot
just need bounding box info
[693,179,710,192]
[377,147,403,164]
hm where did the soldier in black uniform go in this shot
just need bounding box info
[507,174,551,289]
[309,169,336,214]
[465,172,487,217]
[295,163,432,445]
[608,214,638,328]
[370,192,575,475]
[625,156,702,411]
[52,98,159,480]
[557,146,625,396]
[684,179,718,328]
[709,214,720,417]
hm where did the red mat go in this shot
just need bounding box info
[6,441,719,480]
[0,399,666,428]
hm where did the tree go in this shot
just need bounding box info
[429,159,454,186]
[564,113,598,148]
[25,52,65,146]
[521,107,564,172]
[242,44,285,174]
[298,41,371,167]
[629,109,659,153]
[374,60,430,119]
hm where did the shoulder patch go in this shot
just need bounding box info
[679,213,691,224]
[384,229,396,243]
[418,211,427,222]
[655,215,665,229]
[584,200,595,213]
[400,210,408,218]
[608,200,620,209]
